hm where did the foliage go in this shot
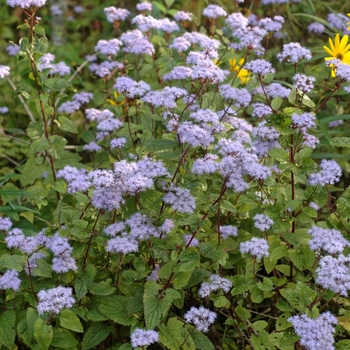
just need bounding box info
[1,0,350,349]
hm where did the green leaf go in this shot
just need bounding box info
[89,281,115,296]
[276,313,292,331]
[0,311,16,349]
[235,304,251,321]
[27,308,38,337]
[81,323,110,350]
[59,309,83,333]
[29,138,50,155]
[159,317,185,350]
[33,25,45,36]
[45,78,69,91]
[34,318,53,350]
[98,295,136,326]
[178,247,200,272]
[268,148,289,162]
[74,278,88,300]
[0,254,23,272]
[330,137,350,148]
[57,116,78,134]
[319,114,350,124]
[271,96,283,110]
[301,94,315,108]
[144,282,163,329]
[294,147,313,162]
[191,330,215,350]
[164,0,175,8]
[253,321,268,331]
[33,259,52,278]
[51,328,79,348]
[48,135,67,159]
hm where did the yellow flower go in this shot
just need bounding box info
[323,33,350,77]
[229,58,250,84]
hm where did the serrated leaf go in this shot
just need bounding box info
[34,318,53,350]
[0,310,16,349]
[268,148,289,162]
[59,309,83,333]
[34,25,45,36]
[74,279,88,300]
[89,281,115,296]
[33,259,52,278]
[191,330,215,350]
[178,248,200,272]
[295,147,313,162]
[98,295,136,326]
[271,96,283,110]
[159,317,185,350]
[330,137,350,148]
[57,116,78,134]
[81,323,110,350]
[45,78,69,91]
[27,308,38,337]
[51,328,79,348]
[0,254,23,271]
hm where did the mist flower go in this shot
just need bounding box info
[0,65,10,79]
[0,270,21,291]
[184,306,217,332]
[7,0,47,8]
[37,286,75,315]
[130,329,159,348]
[308,159,342,186]
[289,312,337,350]
[240,237,270,259]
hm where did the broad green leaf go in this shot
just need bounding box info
[268,148,289,162]
[45,78,69,91]
[81,323,110,350]
[98,295,136,326]
[33,25,45,36]
[26,308,38,338]
[51,328,79,348]
[271,96,283,110]
[0,311,16,349]
[0,254,23,271]
[159,317,185,350]
[294,147,313,162]
[253,321,268,331]
[235,304,251,321]
[178,248,200,272]
[33,259,52,278]
[59,309,83,333]
[29,138,50,155]
[191,330,215,350]
[74,278,88,300]
[57,116,78,134]
[144,282,163,329]
[89,281,115,296]
[48,135,67,159]
[276,313,292,331]
[34,318,53,350]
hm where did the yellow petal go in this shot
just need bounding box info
[335,33,340,48]
[323,46,335,56]
[328,37,336,53]
[339,35,349,51]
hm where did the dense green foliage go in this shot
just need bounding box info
[2,0,350,349]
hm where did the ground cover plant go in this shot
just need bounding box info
[2,0,350,349]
